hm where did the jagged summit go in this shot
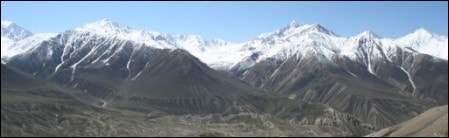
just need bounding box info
[1,20,33,41]
[395,28,447,60]
[289,20,299,28]
[356,30,381,39]
[406,28,435,40]
[285,23,337,36]
[1,20,35,62]
[74,18,133,36]
[307,23,338,36]
[95,18,125,28]
[413,28,433,35]
[259,22,339,39]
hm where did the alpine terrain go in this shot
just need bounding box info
[1,19,447,137]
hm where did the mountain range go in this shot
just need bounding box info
[1,19,447,137]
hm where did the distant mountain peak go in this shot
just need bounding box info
[1,20,33,42]
[310,23,321,28]
[414,28,432,34]
[290,20,299,28]
[1,20,13,28]
[356,30,381,39]
[99,18,112,22]
[408,28,434,39]
[307,23,338,36]
[396,28,438,45]
[260,22,338,39]
[95,18,124,28]
[75,18,132,35]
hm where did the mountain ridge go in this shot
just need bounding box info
[2,19,447,66]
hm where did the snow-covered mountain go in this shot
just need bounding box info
[1,20,33,42]
[3,19,447,134]
[1,20,33,60]
[72,19,240,69]
[218,21,447,130]
[225,21,447,97]
[72,19,234,51]
[224,21,448,74]
[3,20,447,100]
[1,20,57,63]
[3,19,288,127]
[395,28,448,60]
[2,19,236,80]
[2,33,56,61]
[3,19,446,68]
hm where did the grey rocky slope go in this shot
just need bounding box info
[366,105,448,137]
[1,62,374,137]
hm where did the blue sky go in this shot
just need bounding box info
[1,1,448,43]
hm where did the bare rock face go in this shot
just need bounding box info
[1,63,376,137]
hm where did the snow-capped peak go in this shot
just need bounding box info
[2,33,57,63]
[290,20,299,28]
[75,18,132,35]
[413,28,433,36]
[1,20,33,42]
[1,20,13,28]
[72,19,177,49]
[404,28,434,40]
[96,18,127,29]
[286,23,336,36]
[356,30,381,39]
[258,23,338,40]
[307,23,338,36]
[395,28,448,60]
